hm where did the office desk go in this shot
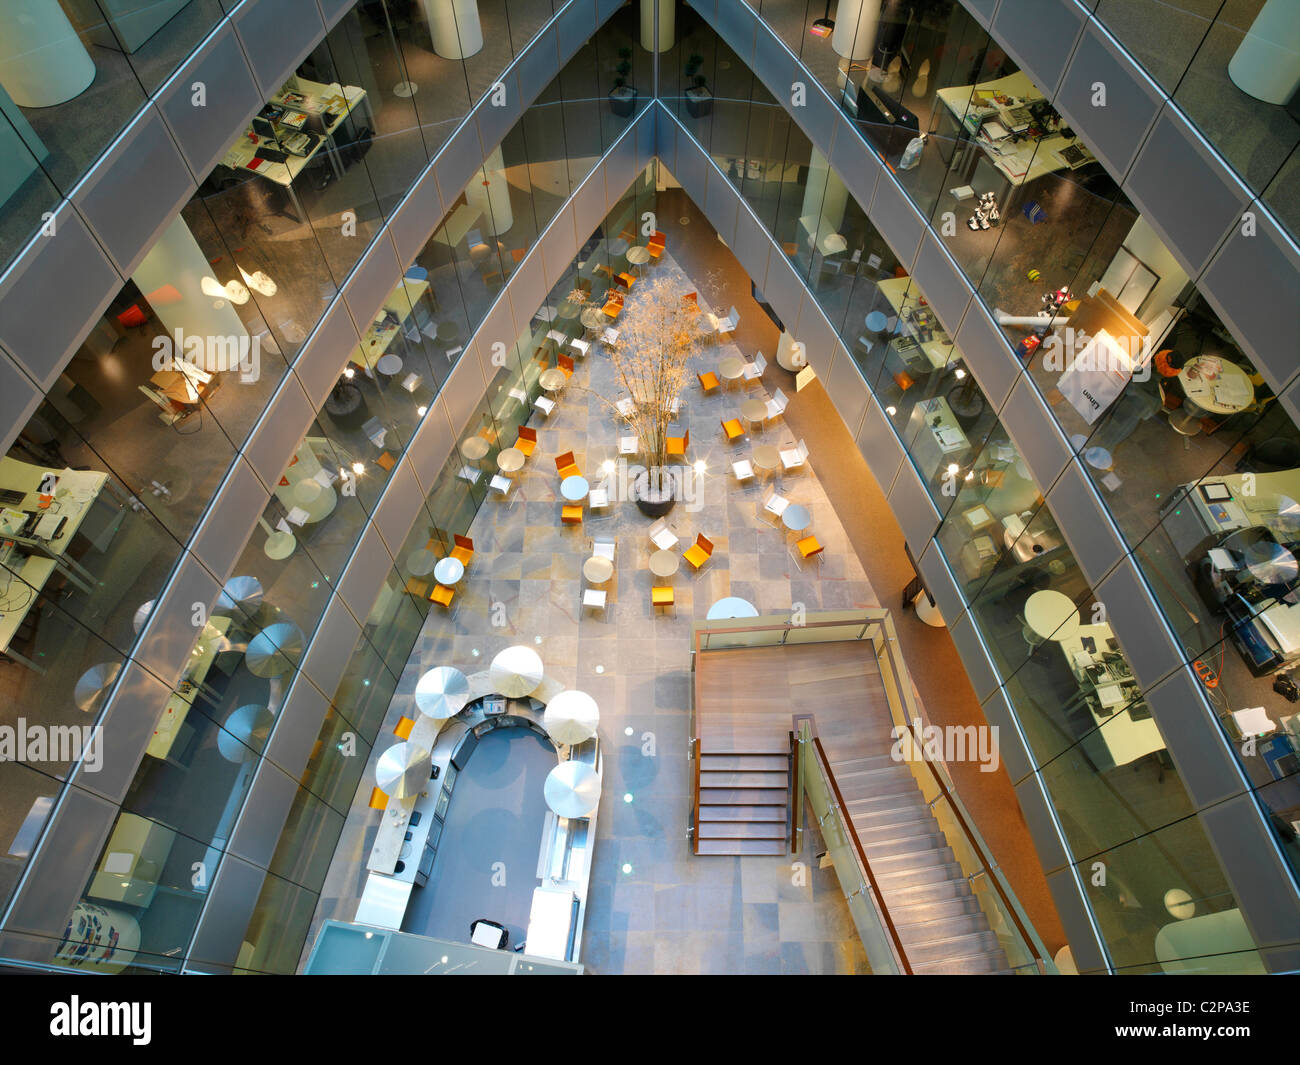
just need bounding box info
[146,614,233,761]
[218,81,366,222]
[905,397,970,480]
[876,277,956,370]
[0,459,110,671]
[348,278,431,370]
[1060,623,1164,766]
[936,72,1091,209]
[1160,470,1300,560]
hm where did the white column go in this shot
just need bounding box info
[799,147,849,249]
[831,0,881,64]
[0,0,96,108]
[465,145,513,235]
[133,215,250,373]
[423,0,483,60]
[1228,0,1300,105]
[640,0,674,52]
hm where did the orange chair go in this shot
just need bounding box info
[721,418,743,442]
[647,242,664,261]
[403,577,430,598]
[561,504,584,525]
[557,353,575,378]
[683,533,714,571]
[368,787,389,810]
[649,230,666,247]
[394,716,415,739]
[555,451,581,479]
[450,534,474,567]
[617,272,636,290]
[794,535,824,566]
[893,371,914,392]
[652,586,675,614]
[430,584,456,609]
[666,427,689,459]
[698,371,719,393]
[515,426,538,457]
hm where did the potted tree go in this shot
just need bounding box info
[684,54,712,118]
[576,276,711,517]
[609,48,637,117]
[324,366,370,429]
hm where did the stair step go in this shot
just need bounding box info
[700,753,789,772]
[888,894,983,928]
[852,816,943,848]
[866,844,955,872]
[828,754,904,775]
[698,805,788,822]
[698,770,788,789]
[834,770,921,801]
[900,929,1002,966]
[699,788,787,805]
[911,949,1010,975]
[696,837,788,856]
[876,876,975,907]
[872,860,965,890]
[844,796,932,825]
[698,821,787,840]
[857,830,948,860]
[895,912,993,946]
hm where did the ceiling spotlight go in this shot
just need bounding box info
[694,460,707,474]
[885,405,897,416]
[954,368,967,380]
[947,463,960,475]
[417,405,428,417]
[351,462,365,476]
[602,459,615,474]
[343,367,355,379]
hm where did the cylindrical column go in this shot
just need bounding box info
[831,0,881,63]
[0,0,96,108]
[800,147,849,249]
[423,0,483,60]
[133,216,250,373]
[465,145,513,235]
[640,0,674,52]
[1228,0,1300,104]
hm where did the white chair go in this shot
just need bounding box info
[534,395,556,417]
[588,485,611,519]
[489,473,512,497]
[780,438,809,471]
[732,459,755,484]
[742,351,767,385]
[763,491,790,523]
[582,588,607,614]
[592,538,616,561]
[665,395,682,419]
[709,305,740,335]
[602,326,620,347]
[648,518,678,551]
[570,338,590,359]
[765,387,789,421]
[457,465,481,485]
[615,397,635,419]
[619,435,639,455]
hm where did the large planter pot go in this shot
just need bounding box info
[947,382,986,431]
[609,86,638,118]
[631,465,678,518]
[324,382,370,429]
[685,86,713,118]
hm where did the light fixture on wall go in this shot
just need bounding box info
[810,1,834,37]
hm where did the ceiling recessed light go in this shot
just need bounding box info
[621,863,632,874]
[624,726,633,736]
[623,793,633,803]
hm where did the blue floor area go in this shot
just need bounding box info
[401,728,555,949]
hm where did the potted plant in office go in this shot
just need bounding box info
[684,54,713,118]
[609,48,637,118]
[324,366,370,429]
[576,275,711,518]
[946,365,987,431]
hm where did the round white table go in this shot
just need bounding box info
[540,368,568,392]
[544,760,601,818]
[583,556,614,583]
[133,600,155,635]
[561,475,590,502]
[75,662,121,714]
[741,398,767,427]
[246,621,305,678]
[406,548,437,576]
[752,445,781,474]
[1069,434,1113,471]
[626,246,651,276]
[581,307,607,332]
[264,530,296,560]
[1178,358,1254,416]
[608,237,629,257]
[217,704,274,763]
[489,645,545,697]
[821,233,847,255]
[707,597,759,620]
[292,479,337,523]
[782,504,811,533]
[1023,590,1081,647]
[433,557,465,585]
[497,447,525,474]
[543,689,600,744]
[649,549,680,578]
[460,436,490,461]
[719,356,745,382]
[217,575,264,611]
[376,353,403,376]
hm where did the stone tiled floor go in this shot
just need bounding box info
[308,251,880,973]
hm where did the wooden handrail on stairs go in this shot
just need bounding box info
[795,712,913,975]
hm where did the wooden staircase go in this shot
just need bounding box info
[829,754,1010,975]
[694,717,790,855]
